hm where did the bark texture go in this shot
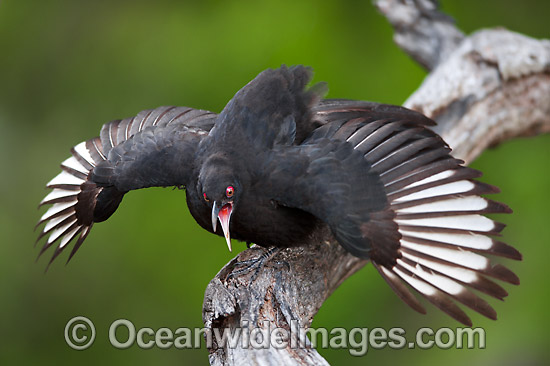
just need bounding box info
[203,1,550,364]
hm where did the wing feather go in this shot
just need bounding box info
[36,106,215,267]
[309,100,521,325]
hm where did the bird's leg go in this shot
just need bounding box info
[227,246,282,282]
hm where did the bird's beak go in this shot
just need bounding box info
[212,201,233,252]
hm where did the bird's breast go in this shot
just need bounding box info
[230,197,320,248]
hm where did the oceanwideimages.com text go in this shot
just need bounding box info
[65,316,486,356]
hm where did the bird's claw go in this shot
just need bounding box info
[226,247,282,282]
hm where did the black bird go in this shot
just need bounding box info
[36,65,521,325]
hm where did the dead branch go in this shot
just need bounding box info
[203,1,550,365]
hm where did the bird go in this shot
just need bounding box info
[36,65,521,326]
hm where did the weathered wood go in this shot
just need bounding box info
[203,234,364,366]
[203,1,550,364]
[404,28,550,163]
[374,0,465,71]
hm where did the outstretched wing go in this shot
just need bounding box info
[36,106,216,267]
[272,99,521,325]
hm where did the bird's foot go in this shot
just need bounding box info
[227,246,282,282]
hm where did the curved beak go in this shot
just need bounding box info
[212,201,233,252]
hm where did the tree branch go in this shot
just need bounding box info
[404,28,550,163]
[203,1,550,365]
[374,0,465,71]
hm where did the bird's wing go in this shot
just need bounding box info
[36,106,216,266]
[270,99,521,325]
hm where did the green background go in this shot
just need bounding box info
[1,0,549,364]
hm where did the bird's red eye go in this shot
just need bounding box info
[203,193,210,202]
[226,186,234,198]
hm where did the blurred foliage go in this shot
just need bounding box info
[0,0,549,365]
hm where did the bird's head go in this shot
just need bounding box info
[198,155,241,252]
